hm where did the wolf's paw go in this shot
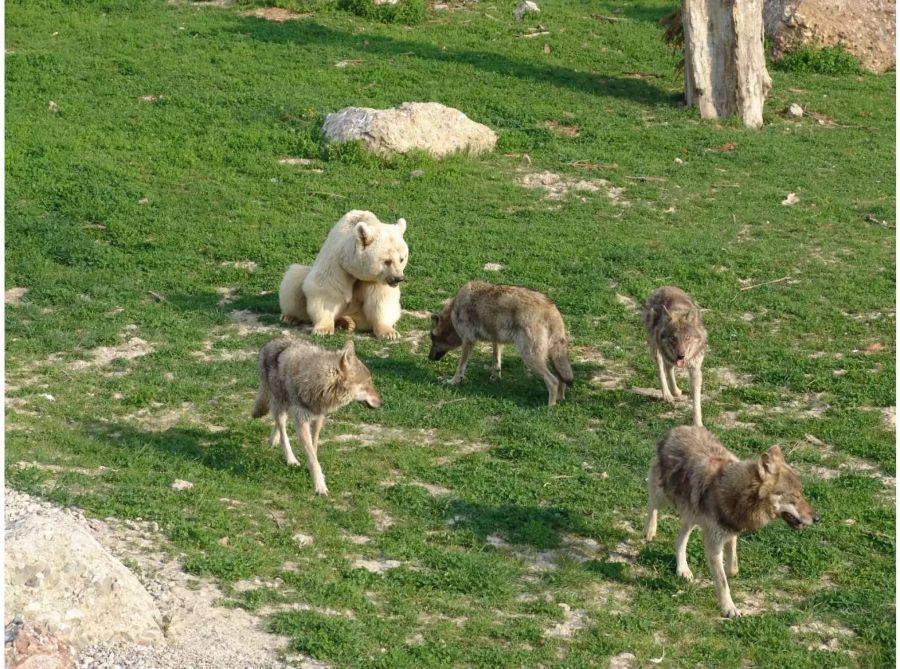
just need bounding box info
[444,376,463,386]
[490,369,502,381]
[314,484,329,497]
[721,604,741,619]
[676,566,694,581]
[661,392,676,404]
[644,528,656,542]
[671,386,683,398]
[285,457,301,467]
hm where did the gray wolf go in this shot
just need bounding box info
[644,426,818,617]
[252,337,382,495]
[279,210,408,339]
[428,281,573,406]
[643,286,707,426]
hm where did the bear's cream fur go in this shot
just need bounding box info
[279,210,408,339]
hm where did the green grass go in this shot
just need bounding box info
[5,0,895,667]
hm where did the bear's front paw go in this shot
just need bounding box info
[312,323,336,336]
[374,327,400,340]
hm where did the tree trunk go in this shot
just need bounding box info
[682,0,772,128]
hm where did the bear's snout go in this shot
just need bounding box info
[387,275,405,287]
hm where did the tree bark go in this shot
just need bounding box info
[682,0,772,128]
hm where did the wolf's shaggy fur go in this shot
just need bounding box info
[644,426,818,617]
[428,281,573,406]
[252,337,381,495]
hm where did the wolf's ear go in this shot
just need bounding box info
[759,446,784,476]
[395,218,407,236]
[356,222,374,249]
[340,340,356,368]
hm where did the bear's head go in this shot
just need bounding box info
[350,216,409,287]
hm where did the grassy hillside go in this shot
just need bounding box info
[6,1,895,666]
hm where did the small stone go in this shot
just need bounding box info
[782,192,800,206]
[514,1,540,20]
[674,157,684,165]
[48,100,59,112]
[483,262,504,271]
[787,103,804,117]
[409,169,425,178]
[170,479,194,491]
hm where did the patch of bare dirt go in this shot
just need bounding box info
[369,508,394,531]
[738,588,802,615]
[122,401,226,433]
[482,262,504,271]
[15,462,109,477]
[240,7,313,21]
[585,581,632,616]
[401,309,432,320]
[543,120,581,137]
[68,334,155,371]
[219,260,258,271]
[6,286,28,305]
[609,652,636,669]
[215,287,236,306]
[573,346,633,390]
[351,558,404,574]
[327,422,492,464]
[794,434,895,501]
[790,620,857,656]
[543,603,589,639]
[519,171,629,206]
[228,310,279,336]
[614,292,640,314]
[191,339,256,363]
[709,367,752,388]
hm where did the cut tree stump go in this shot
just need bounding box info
[682,0,772,128]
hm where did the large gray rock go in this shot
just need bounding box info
[322,102,497,158]
[5,513,165,648]
[764,0,895,73]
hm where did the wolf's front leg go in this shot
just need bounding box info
[724,535,739,577]
[704,531,739,618]
[655,349,674,403]
[689,360,703,427]
[448,342,474,385]
[491,343,503,381]
[297,418,328,495]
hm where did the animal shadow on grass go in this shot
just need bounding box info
[231,19,679,106]
[82,421,285,482]
[167,291,281,321]
[446,498,592,550]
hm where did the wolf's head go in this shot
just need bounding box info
[659,308,705,367]
[758,446,819,529]
[428,304,462,361]
[338,341,382,408]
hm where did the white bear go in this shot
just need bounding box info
[279,210,409,340]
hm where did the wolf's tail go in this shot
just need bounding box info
[251,338,291,418]
[550,336,574,386]
[251,384,269,418]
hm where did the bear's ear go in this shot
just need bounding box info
[395,218,407,236]
[356,222,374,249]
